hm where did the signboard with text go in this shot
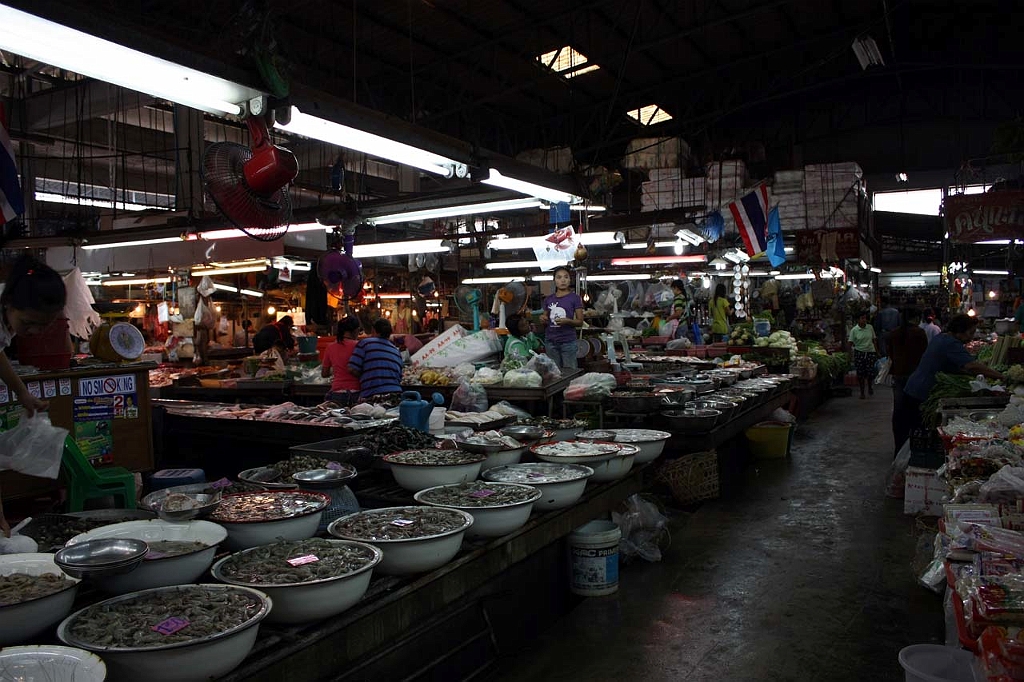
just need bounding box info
[795,228,860,263]
[944,191,1024,243]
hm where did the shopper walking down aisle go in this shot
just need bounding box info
[710,282,732,342]
[849,312,879,399]
[894,313,1006,452]
[920,308,941,342]
[539,266,583,371]
[888,308,929,454]
[875,297,900,356]
[348,318,404,403]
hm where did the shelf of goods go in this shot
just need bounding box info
[2,362,156,500]
[217,465,648,681]
[404,369,582,415]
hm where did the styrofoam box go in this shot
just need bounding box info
[706,160,747,178]
[804,162,863,178]
[648,168,683,182]
[774,169,804,184]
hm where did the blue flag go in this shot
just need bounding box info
[767,206,786,268]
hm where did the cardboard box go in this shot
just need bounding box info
[904,466,949,516]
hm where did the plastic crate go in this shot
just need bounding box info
[745,421,794,459]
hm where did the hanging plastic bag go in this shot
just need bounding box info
[451,381,488,413]
[0,415,68,479]
[875,357,892,386]
[612,494,670,563]
[194,298,215,329]
[885,440,913,498]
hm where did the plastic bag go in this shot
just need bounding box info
[526,354,561,384]
[453,363,476,381]
[470,367,504,385]
[955,522,1024,557]
[612,494,669,563]
[503,369,542,388]
[563,373,617,401]
[885,440,912,498]
[875,357,892,386]
[491,401,531,420]
[451,381,488,413]
[0,415,68,479]
[194,298,215,329]
[771,408,796,424]
[980,466,1024,505]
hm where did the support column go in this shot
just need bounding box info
[173,105,205,219]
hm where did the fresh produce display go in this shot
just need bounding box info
[404,367,456,386]
[64,586,264,648]
[0,573,72,604]
[210,491,330,524]
[753,330,799,358]
[217,539,378,584]
[986,336,1022,369]
[920,373,974,429]
[330,507,469,541]
[729,323,756,346]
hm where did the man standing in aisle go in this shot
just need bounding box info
[875,297,900,356]
[348,318,404,403]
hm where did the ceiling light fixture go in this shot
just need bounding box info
[353,239,450,258]
[481,169,581,204]
[83,236,183,250]
[199,222,326,240]
[35,192,168,212]
[377,293,412,299]
[485,260,545,270]
[774,273,816,280]
[889,279,926,287]
[973,269,1011,276]
[275,107,466,178]
[487,231,622,251]
[585,274,652,282]
[101,276,170,286]
[211,283,264,298]
[461,277,527,285]
[0,5,261,115]
[539,203,607,212]
[368,198,542,225]
[191,261,269,276]
[870,267,882,273]
[608,255,707,266]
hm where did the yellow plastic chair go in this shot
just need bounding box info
[60,437,136,511]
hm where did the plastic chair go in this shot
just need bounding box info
[60,437,137,511]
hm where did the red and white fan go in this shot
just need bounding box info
[202,113,298,242]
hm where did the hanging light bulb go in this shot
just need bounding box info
[214,304,221,313]
[583,292,591,303]
[674,238,684,256]
[267,306,276,315]
[703,277,711,289]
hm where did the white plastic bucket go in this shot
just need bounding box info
[569,520,621,597]
[898,644,978,682]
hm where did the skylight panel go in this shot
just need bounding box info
[627,105,673,125]
[538,46,600,79]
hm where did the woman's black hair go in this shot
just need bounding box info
[671,279,686,293]
[947,313,979,335]
[901,308,921,327]
[713,282,727,301]
[552,265,573,281]
[336,315,360,340]
[1,256,66,314]
[374,318,393,337]
[506,314,523,339]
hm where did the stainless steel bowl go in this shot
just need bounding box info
[54,538,148,579]
[156,493,222,522]
[291,466,358,489]
[500,425,548,443]
[660,408,721,433]
[452,436,509,454]
[685,399,737,423]
[237,466,298,490]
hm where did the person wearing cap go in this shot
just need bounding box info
[322,316,362,405]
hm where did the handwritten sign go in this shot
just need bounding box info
[209,478,233,489]
[152,617,189,636]
[391,519,414,527]
[286,554,319,567]
[469,489,496,498]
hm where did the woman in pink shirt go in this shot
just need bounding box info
[322,316,362,404]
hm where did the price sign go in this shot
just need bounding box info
[145,551,167,560]
[152,617,190,636]
[42,380,56,398]
[59,378,71,396]
[469,489,496,498]
[391,519,414,527]
[209,478,233,489]
[286,554,319,566]
[26,382,41,399]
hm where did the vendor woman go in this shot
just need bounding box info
[539,266,584,371]
[321,316,361,405]
[503,314,539,366]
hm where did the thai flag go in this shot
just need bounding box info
[728,183,771,258]
[0,103,24,227]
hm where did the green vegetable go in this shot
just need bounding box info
[919,373,974,429]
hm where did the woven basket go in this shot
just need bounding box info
[655,450,719,505]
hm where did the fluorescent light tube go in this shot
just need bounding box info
[276,107,466,178]
[35,192,167,212]
[488,231,621,251]
[101,277,170,286]
[462,277,526,285]
[370,198,542,225]
[239,289,264,298]
[192,263,268,276]
[859,260,868,270]
[0,5,260,115]
[482,169,581,204]
[83,236,182,250]
[774,273,815,280]
[529,275,554,282]
[974,270,1010,275]
[585,274,652,282]
[870,267,882,273]
[377,293,412,299]
[212,283,264,297]
[353,239,449,258]
[623,241,682,250]
[784,247,795,254]
[608,255,707,266]
[485,261,544,270]
[200,222,327,240]
[889,280,926,287]
[676,229,705,246]
[539,203,606,212]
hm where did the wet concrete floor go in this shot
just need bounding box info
[485,393,944,682]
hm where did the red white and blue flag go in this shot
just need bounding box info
[0,103,25,227]
[728,183,771,258]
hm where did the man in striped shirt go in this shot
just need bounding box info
[348,319,404,401]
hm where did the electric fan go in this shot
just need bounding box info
[454,285,483,331]
[493,281,527,330]
[317,232,364,301]
[202,114,298,242]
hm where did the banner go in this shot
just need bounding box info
[532,226,577,271]
[795,228,860,263]
[944,192,1024,243]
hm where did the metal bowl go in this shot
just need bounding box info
[146,491,222,522]
[237,466,298,490]
[452,436,509,454]
[608,391,666,414]
[55,538,148,579]
[660,408,721,433]
[686,399,737,423]
[500,425,548,443]
[292,466,358,489]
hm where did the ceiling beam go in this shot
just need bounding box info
[22,80,156,132]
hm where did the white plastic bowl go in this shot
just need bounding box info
[552,427,583,441]
[479,447,525,472]
[383,451,485,492]
[482,463,595,511]
[898,644,978,682]
[531,440,622,465]
[212,540,381,624]
[210,491,330,551]
[414,483,542,538]
[0,553,80,646]
[66,519,227,594]
[588,429,671,464]
[57,584,271,682]
[328,506,473,575]
[0,645,106,681]
[587,445,638,483]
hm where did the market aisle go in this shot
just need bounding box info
[485,394,943,682]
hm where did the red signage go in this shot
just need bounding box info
[795,228,860,263]
[944,192,1024,243]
